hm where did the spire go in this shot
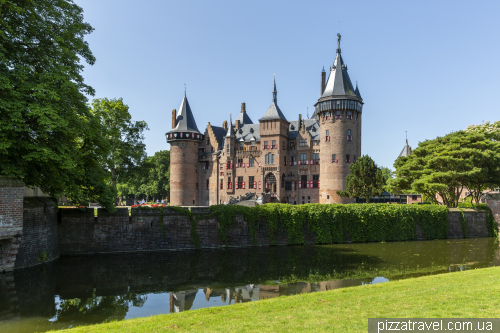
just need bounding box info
[272,74,277,103]
[320,34,359,100]
[225,114,235,138]
[322,66,325,72]
[170,93,200,133]
[354,81,362,99]
[259,75,288,122]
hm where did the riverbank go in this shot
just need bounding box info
[53,265,500,333]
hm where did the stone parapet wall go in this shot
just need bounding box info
[58,207,492,255]
[15,197,59,270]
[485,193,500,233]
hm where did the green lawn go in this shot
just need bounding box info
[53,266,500,333]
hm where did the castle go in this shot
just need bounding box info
[166,34,363,206]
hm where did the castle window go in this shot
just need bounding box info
[336,111,341,119]
[346,154,350,163]
[249,176,255,189]
[313,175,319,188]
[313,153,319,164]
[206,138,210,145]
[239,142,244,150]
[237,177,243,189]
[300,153,307,164]
[290,142,295,149]
[220,180,223,190]
[347,111,352,119]
[299,139,307,147]
[249,158,255,167]
[206,179,209,190]
[332,154,337,162]
[285,181,292,191]
[265,153,274,165]
[326,130,329,137]
[313,140,319,146]
[251,141,255,150]
[347,129,352,141]
[196,183,198,190]
[291,156,296,163]
[264,141,268,149]
[272,140,276,149]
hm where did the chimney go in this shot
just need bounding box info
[171,109,176,129]
[241,102,246,113]
[321,69,326,96]
[223,120,228,131]
[298,114,302,130]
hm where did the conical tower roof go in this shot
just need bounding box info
[259,76,288,122]
[226,114,235,138]
[170,93,200,133]
[321,34,360,100]
[234,110,253,125]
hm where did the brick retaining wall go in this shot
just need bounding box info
[58,207,492,255]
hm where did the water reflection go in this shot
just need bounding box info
[0,238,498,332]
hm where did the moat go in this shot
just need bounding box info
[0,238,499,332]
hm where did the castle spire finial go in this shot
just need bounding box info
[337,32,341,54]
[406,131,408,144]
[272,74,277,103]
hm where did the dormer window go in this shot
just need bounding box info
[291,125,295,130]
[347,111,352,119]
[239,129,243,134]
[250,128,254,133]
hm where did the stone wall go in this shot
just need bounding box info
[15,197,59,269]
[486,193,500,231]
[0,177,25,272]
[58,207,491,255]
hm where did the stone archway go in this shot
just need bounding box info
[264,173,277,193]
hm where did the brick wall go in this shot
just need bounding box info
[15,198,59,269]
[57,207,492,255]
[486,193,500,234]
[0,177,25,272]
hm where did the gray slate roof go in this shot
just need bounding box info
[259,101,288,122]
[399,140,411,158]
[321,51,359,100]
[234,111,253,125]
[170,94,200,133]
[210,126,227,148]
[225,114,235,138]
[235,124,261,142]
[288,119,320,140]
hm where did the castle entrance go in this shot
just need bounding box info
[264,173,277,193]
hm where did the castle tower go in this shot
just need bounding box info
[316,33,363,203]
[259,76,289,200]
[224,114,236,197]
[166,93,203,206]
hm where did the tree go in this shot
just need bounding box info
[466,121,500,141]
[388,131,500,207]
[0,0,116,208]
[337,155,385,203]
[117,150,170,202]
[91,98,149,204]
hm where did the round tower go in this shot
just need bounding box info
[166,93,203,206]
[316,33,363,204]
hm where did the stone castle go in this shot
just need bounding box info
[166,34,363,206]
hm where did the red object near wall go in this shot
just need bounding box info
[299,181,302,189]
[236,182,239,189]
[258,181,262,189]
[242,182,245,189]
[253,181,256,188]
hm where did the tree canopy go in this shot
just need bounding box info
[388,131,500,207]
[0,0,118,208]
[117,150,170,202]
[466,121,500,141]
[90,98,148,204]
[337,155,385,203]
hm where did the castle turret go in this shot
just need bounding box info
[316,33,363,203]
[166,93,203,206]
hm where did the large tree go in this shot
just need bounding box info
[388,131,500,207]
[91,98,149,203]
[117,150,170,202]
[466,121,500,141]
[0,0,116,208]
[337,155,385,203]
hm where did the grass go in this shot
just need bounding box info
[52,266,500,333]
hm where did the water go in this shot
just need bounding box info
[0,238,498,332]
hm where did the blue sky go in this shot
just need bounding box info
[75,0,500,169]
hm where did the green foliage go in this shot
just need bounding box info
[0,0,116,210]
[91,98,149,204]
[389,131,500,207]
[466,120,500,142]
[337,155,386,203]
[209,203,450,246]
[457,203,498,238]
[37,250,47,263]
[117,150,170,201]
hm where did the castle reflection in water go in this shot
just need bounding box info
[0,238,499,332]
